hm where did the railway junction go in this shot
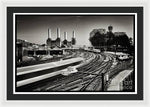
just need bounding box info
[16,49,134,92]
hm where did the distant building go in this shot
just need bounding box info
[106,26,115,46]
[62,31,76,47]
[71,31,76,45]
[62,31,68,46]
[106,25,115,38]
[46,28,61,48]
[114,32,126,36]
[16,39,40,62]
[46,28,76,48]
[16,28,77,62]
[108,25,113,32]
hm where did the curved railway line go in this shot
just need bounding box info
[17,50,133,92]
[34,52,117,92]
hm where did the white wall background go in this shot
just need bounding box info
[0,0,149,107]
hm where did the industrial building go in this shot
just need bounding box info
[16,28,77,63]
[46,28,76,48]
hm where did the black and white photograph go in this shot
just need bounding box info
[7,7,143,100]
[16,14,135,92]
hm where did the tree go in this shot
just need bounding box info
[114,34,130,48]
[89,32,105,49]
[129,37,133,45]
[106,32,115,46]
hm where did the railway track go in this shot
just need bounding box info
[17,50,133,92]
[34,52,114,92]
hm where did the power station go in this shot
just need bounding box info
[46,28,76,48]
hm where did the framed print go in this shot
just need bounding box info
[7,7,143,100]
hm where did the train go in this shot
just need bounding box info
[104,51,131,61]
[116,52,130,61]
[61,66,78,76]
[84,48,101,54]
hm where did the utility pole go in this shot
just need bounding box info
[101,73,104,92]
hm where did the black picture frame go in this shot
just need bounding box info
[7,7,143,100]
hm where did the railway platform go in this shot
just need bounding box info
[107,69,134,91]
[17,57,83,87]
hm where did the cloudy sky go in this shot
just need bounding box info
[16,15,134,46]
